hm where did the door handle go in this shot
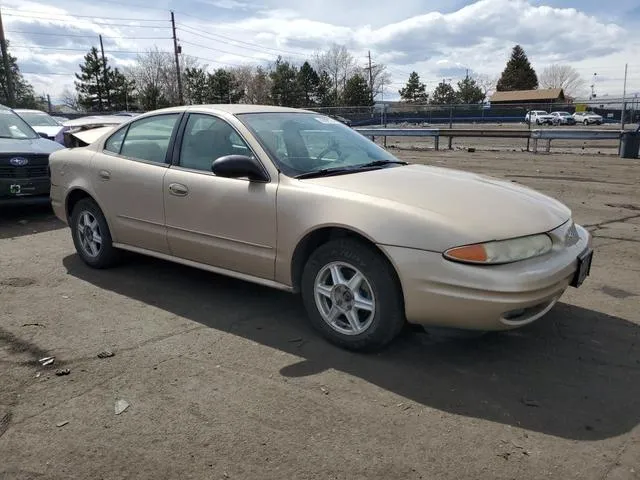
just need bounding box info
[98,170,111,180]
[168,183,188,196]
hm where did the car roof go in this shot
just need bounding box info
[148,104,317,116]
[14,108,48,114]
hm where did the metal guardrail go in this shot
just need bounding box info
[530,129,622,153]
[355,127,629,153]
[356,128,440,149]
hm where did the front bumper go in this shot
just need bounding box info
[380,222,592,331]
[0,176,50,204]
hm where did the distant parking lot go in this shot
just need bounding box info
[1,149,639,479]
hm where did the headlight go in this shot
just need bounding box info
[444,234,552,265]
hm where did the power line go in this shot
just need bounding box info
[10,44,156,54]
[6,30,170,40]
[22,71,76,76]
[179,39,276,61]
[1,8,168,22]
[2,14,169,29]
[177,23,308,58]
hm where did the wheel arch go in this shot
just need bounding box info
[65,188,114,235]
[289,226,404,303]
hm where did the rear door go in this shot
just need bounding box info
[91,112,182,254]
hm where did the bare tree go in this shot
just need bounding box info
[60,86,81,111]
[539,64,585,97]
[474,74,497,100]
[230,65,272,105]
[370,64,391,101]
[126,47,201,108]
[315,44,357,103]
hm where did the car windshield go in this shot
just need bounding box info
[237,112,403,177]
[556,112,570,116]
[18,111,60,127]
[0,109,39,139]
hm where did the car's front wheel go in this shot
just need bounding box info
[584,119,589,125]
[301,239,405,351]
[70,198,120,269]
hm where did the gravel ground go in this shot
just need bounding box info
[1,150,639,480]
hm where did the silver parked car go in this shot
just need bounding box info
[550,112,576,125]
[573,111,603,125]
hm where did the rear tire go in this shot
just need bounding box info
[70,198,120,269]
[584,119,589,126]
[301,239,405,352]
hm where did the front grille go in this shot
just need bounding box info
[0,165,49,179]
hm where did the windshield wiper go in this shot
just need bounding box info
[355,160,408,168]
[295,160,408,180]
[295,166,359,179]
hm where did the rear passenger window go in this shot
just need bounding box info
[104,126,127,153]
[119,114,180,164]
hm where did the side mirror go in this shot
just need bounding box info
[211,155,268,182]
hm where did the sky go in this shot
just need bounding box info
[2,0,639,105]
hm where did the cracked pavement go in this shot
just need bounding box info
[1,151,639,480]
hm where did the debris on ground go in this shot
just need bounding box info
[17,219,28,225]
[97,350,115,359]
[521,398,541,408]
[55,368,70,376]
[22,323,44,327]
[320,387,329,395]
[56,421,69,428]
[287,337,303,343]
[114,400,130,415]
[39,357,54,366]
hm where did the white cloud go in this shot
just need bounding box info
[4,0,639,102]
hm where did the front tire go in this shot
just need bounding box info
[70,198,120,269]
[301,239,405,351]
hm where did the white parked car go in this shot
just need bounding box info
[573,111,603,125]
[550,111,577,125]
[525,110,555,125]
[14,109,64,140]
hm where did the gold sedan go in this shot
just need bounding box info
[49,105,593,351]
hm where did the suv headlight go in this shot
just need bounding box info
[444,234,552,265]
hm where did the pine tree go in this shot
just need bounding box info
[456,75,485,104]
[316,71,335,107]
[269,58,302,107]
[496,45,538,91]
[75,47,110,111]
[110,68,135,111]
[297,61,319,107]
[184,67,208,105]
[342,74,372,106]
[0,41,39,108]
[399,71,428,103]
[207,69,243,104]
[431,80,457,104]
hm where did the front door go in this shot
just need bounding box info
[164,113,277,280]
[92,113,181,254]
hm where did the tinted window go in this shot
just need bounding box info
[179,114,251,172]
[119,114,179,163]
[104,126,127,154]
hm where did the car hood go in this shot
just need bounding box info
[31,125,64,136]
[0,137,64,154]
[304,164,571,241]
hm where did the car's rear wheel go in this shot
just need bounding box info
[70,198,120,269]
[584,119,589,125]
[301,239,405,351]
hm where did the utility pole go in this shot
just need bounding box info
[621,63,628,131]
[367,51,374,105]
[99,35,111,111]
[171,11,184,105]
[47,94,52,113]
[0,8,15,107]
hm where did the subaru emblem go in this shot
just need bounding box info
[9,157,29,166]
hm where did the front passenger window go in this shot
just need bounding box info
[179,114,251,172]
[120,114,179,164]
